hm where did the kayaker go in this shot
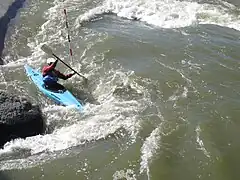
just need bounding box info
[42,58,75,91]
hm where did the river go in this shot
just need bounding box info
[0,0,240,179]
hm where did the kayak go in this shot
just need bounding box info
[24,64,83,111]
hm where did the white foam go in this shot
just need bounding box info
[196,125,210,158]
[140,126,161,176]
[77,0,240,31]
[2,99,139,152]
[168,86,188,101]
[113,169,137,180]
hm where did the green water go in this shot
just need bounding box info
[1,0,240,179]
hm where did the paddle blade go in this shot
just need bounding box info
[41,44,54,55]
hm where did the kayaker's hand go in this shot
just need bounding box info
[67,72,75,78]
[70,72,76,77]
[53,59,58,66]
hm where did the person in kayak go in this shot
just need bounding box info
[42,58,75,91]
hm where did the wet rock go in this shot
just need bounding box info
[0,91,45,147]
[0,0,26,64]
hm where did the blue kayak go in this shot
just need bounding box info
[24,64,83,111]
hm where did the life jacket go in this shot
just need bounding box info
[43,70,58,84]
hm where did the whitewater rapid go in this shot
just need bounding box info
[0,1,240,180]
[76,0,240,31]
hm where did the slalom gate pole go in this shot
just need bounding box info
[64,9,74,63]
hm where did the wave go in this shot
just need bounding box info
[76,0,240,31]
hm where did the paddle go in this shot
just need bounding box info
[41,44,88,83]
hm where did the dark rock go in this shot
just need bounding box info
[0,0,26,64]
[0,91,45,147]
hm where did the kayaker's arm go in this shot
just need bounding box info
[42,60,58,76]
[54,70,75,80]
[45,60,58,72]
[48,60,58,70]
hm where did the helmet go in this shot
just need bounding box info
[47,58,55,64]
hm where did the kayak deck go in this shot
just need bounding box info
[24,64,83,111]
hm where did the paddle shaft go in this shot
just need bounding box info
[51,53,86,79]
[41,44,87,81]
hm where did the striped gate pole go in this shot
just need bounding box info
[64,9,74,63]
